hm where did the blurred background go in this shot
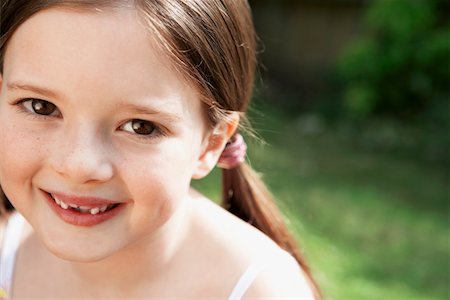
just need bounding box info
[194,0,449,299]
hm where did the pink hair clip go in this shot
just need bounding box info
[217,134,247,169]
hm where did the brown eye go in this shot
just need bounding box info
[23,99,58,116]
[123,119,156,135]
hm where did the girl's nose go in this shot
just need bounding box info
[51,131,114,184]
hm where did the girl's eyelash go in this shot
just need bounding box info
[14,98,62,119]
[119,119,167,141]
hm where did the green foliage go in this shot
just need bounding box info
[338,0,449,121]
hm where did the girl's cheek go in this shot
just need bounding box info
[0,119,49,176]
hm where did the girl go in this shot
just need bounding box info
[0,0,320,299]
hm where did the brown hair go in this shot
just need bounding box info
[0,0,321,297]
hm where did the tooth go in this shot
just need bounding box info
[53,196,61,205]
[69,203,78,209]
[99,205,108,212]
[60,201,69,209]
[79,207,90,213]
[90,207,100,215]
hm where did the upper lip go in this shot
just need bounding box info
[44,190,122,208]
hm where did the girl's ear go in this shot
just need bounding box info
[192,113,239,179]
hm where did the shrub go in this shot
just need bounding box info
[338,0,449,122]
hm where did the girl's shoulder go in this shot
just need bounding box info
[188,190,315,299]
[189,190,280,255]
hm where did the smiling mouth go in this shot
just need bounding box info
[48,193,120,215]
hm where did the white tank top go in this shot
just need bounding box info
[0,212,299,299]
[0,212,25,300]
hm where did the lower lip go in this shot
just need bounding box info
[43,191,125,227]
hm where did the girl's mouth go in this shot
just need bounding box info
[49,193,119,215]
[43,190,125,226]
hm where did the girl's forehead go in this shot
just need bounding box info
[3,7,202,119]
[5,7,166,84]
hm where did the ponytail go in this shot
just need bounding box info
[222,163,322,299]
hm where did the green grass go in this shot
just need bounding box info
[192,104,449,300]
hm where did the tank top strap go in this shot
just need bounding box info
[228,250,298,300]
[0,212,25,300]
[227,256,267,300]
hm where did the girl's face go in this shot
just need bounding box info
[0,7,217,261]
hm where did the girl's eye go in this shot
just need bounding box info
[121,119,158,136]
[21,99,59,116]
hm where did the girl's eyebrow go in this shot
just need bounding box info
[115,102,182,122]
[7,81,62,99]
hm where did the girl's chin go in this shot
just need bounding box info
[42,235,123,263]
[49,247,102,263]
